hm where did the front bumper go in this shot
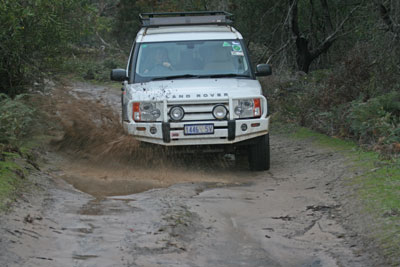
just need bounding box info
[123,117,269,146]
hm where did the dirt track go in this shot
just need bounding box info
[0,82,377,266]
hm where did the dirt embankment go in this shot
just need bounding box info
[0,81,385,267]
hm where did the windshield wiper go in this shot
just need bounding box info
[207,74,251,79]
[151,74,202,81]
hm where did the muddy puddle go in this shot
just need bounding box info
[47,85,255,197]
[54,153,255,197]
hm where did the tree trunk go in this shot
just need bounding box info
[289,0,360,72]
[290,0,313,73]
[296,37,313,73]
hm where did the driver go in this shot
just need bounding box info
[144,47,172,73]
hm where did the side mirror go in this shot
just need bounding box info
[255,64,272,77]
[111,69,128,81]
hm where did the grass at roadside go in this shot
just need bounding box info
[0,135,48,212]
[0,93,48,212]
[0,149,31,211]
[350,152,400,262]
[274,122,400,265]
[292,127,356,151]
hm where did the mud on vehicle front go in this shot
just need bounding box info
[111,11,272,170]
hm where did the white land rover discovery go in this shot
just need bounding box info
[111,11,272,170]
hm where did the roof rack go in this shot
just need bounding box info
[139,11,233,27]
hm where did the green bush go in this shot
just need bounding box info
[0,0,93,97]
[266,41,400,155]
[0,94,35,145]
[270,83,400,148]
[349,92,400,145]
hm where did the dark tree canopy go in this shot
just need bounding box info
[1,0,400,94]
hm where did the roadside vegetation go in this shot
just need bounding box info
[265,43,400,157]
[0,0,93,210]
[0,94,32,209]
[0,0,398,263]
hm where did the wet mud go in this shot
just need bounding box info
[0,81,381,267]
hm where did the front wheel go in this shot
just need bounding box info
[248,134,270,171]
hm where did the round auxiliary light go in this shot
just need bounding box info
[212,105,228,120]
[150,127,157,134]
[169,106,185,121]
[241,123,248,131]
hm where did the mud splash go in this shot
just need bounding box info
[46,84,254,197]
[50,87,145,165]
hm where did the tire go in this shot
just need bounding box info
[248,134,270,171]
[121,93,124,123]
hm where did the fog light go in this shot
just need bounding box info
[150,127,157,134]
[241,124,247,131]
[212,104,228,120]
[169,106,185,121]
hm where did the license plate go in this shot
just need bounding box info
[184,124,214,135]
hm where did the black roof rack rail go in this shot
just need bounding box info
[139,11,233,27]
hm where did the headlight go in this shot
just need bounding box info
[169,106,185,121]
[234,99,261,118]
[132,102,161,122]
[212,104,228,120]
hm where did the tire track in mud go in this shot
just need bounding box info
[0,81,378,267]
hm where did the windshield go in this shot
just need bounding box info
[134,40,251,82]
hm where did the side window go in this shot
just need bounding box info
[127,42,136,80]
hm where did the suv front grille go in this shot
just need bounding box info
[168,102,229,122]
